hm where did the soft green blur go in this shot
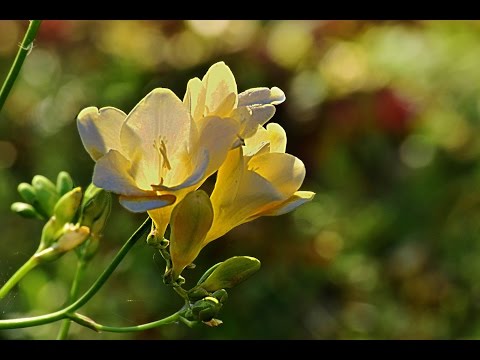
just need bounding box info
[1,20,480,339]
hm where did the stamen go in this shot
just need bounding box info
[159,140,172,171]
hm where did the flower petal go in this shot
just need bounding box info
[238,86,286,107]
[247,152,305,198]
[248,191,315,220]
[196,116,241,174]
[152,149,209,192]
[206,168,283,243]
[170,190,214,279]
[207,148,294,243]
[202,61,238,116]
[232,104,276,139]
[183,77,205,122]
[209,147,245,209]
[93,150,150,196]
[119,194,176,213]
[148,206,174,239]
[244,122,287,156]
[120,88,193,187]
[77,106,126,161]
[265,123,287,153]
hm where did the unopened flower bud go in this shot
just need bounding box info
[80,235,100,262]
[191,296,222,322]
[11,202,42,219]
[212,289,228,304]
[53,187,82,225]
[197,256,261,292]
[146,232,169,249]
[32,175,59,218]
[187,286,210,302]
[17,182,37,204]
[80,184,111,236]
[39,217,62,250]
[56,171,74,196]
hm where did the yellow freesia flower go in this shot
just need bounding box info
[77,88,240,236]
[183,61,286,144]
[207,122,315,241]
[169,123,315,278]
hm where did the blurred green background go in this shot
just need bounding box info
[1,20,480,339]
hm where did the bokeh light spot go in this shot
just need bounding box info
[399,134,435,169]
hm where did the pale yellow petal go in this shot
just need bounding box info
[202,61,238,116]
[232,104,276,139]
[152,149,209,191]
[209,147,245,210]
[119,194,176,213]
[93,150,150,196]
[242,122,287,156]
[237,86,286,107]
[212,92,237,118]
[244,125,270,156]
[247,191,315,221]
[77,106,127,161]
[120,88,192,187]
[206,169,283,243]
[247,152,305,198]
[196,116,241,175]
[148,206,174,239]
[206,152,286,243]
[170,190,213,279]
[265,123,287,153]
[183,77,205,122]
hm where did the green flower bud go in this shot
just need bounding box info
[80,184,111,236]
[80,235,100,262]
[212,289,228,304]
[191,296,222,322]
[187,287,210,302]
[32,175,59,218]
[196,262,222,285]
[53,187,82,225]
[198,256,261,292]
[39,217,63,250]
[17,182,37,204]
[56,171,74,196]
[11,202,42,219]
[146,232,169,249]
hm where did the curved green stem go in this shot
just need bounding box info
[56,259,87,340]
[0,217,151,329]
[0,20,42,113]
[0,256,39,300]
[68,309,186,333]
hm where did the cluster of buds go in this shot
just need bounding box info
[183,256,261,325]
[11,172,111,263]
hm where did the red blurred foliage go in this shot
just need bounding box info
[37,20,73,43]
[374,88,415,136]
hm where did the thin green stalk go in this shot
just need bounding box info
[56,259,87,340]
[68,310,185,333]
[0,256,39,300]
[0,217,151,329]
[0,20,42,113]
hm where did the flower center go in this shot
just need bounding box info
[152,137,172,188]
